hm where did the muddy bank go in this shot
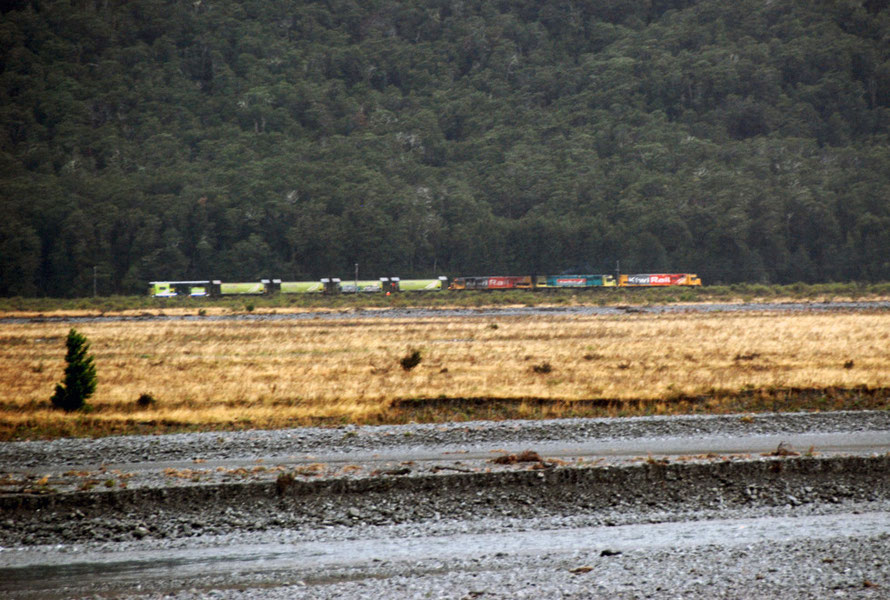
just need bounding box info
[2,454,887,546]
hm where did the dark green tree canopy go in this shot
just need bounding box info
[2,0,890,296]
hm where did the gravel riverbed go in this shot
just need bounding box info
[1,411,888,599]
[4,410,889,468]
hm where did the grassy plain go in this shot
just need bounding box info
[1,309,888,440]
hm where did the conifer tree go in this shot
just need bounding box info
[51,329,97,412]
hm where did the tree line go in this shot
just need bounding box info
[2,0,889,296]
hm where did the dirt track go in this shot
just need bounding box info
[1,411,889,598]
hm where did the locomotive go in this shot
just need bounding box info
[619,273,702,286]
[149,273,700,297]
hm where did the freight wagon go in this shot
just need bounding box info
[339,278,388,294]
[149,281,209,297]
[279,281,324,293]
[449,275,547,290]
[387,277,449,292]
[219,281,266,295]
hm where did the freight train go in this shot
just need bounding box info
[149,273,700,297]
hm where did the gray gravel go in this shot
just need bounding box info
[121,522,887,600]
[3,504,888,599]
[3,410,889,467]
[1,411,888,599]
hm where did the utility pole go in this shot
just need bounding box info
[615,260,620,282]
[354,263,358,292]
[93,265,98,297]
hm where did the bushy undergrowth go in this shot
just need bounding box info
[400,349,422,371]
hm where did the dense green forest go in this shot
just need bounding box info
[2,0,890,296]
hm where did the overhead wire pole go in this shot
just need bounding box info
[355,263,358,292]
[93,265,97,297]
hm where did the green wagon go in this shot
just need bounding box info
[391,277,448,291]
[280,281,324,293]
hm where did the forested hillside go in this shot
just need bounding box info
[2,0,890,296]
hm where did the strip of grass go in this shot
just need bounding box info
[2,281,890,315]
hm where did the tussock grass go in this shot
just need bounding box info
[1,310,889,439]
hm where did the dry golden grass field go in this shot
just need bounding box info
[1,310,889,439]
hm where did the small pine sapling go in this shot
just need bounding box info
[51,329,97,412]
